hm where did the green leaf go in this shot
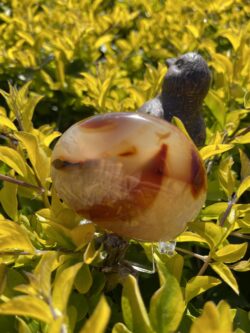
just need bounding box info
[205,90,226,127]
[79,296,111,333]
[112,323,133,333]
[176,231,207,244]
[210,262,239,294]
[0,146,27,177]
[190,301,233,333]
[15,132,50,185]
[122,275,154,333]
[185,276,221,303]
[239,149,250,179]
[52,262,82,312]
[214,243,248,263]
[74,264,93,294]
[0,220,35,253]
[0,181,18,220]
[0,296,53,323]
[17,317,32,333]
[33,252,59,298]
[188,222,225,249]
[236,176,250,199]
[156,252,184,282]
[218,156,237,198]
[149,255,185,333]
[171,116,191,140]
[244,91,250,109]
[200,144,234,160]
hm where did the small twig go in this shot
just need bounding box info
[0,173,45,193]
[230,232,250,240]
[197,253,213,276]
[175,246,207,262]
[219,193,237,227]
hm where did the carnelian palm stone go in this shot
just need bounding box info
[51,112,207,242]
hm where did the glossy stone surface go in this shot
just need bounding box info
[51,112,207,242]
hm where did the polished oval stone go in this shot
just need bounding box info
[51,112,207,242]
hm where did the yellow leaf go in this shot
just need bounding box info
[214,243,248,263]
[52,262,82,312]
[15,132,50,185]
[0,296,53,323]
[43,131,61,147]
[200,144,234,160]
[0,181,18,220]
[0,115,17,131]
[34,252,59,298]
[70,223,95,248]
[236,176,250,199]
[79,296,111,333]
[0,220,35,253]
[0,146,27,177]
[17,31,35,46]
[210,262,239,294]
[190,301,233,333]
[122,275,154,333]
[239,149,250,179]
[185,276,221,303]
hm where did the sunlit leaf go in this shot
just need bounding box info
[239,149,250,179]
[200,144,234,160]
[17,317,32,333]
[79,296,111,333]
[0,296,53,323]
[188,222,225,249]
[52,262,82,312]
[185,276,221,303]
[0,181,18,220]
[0,146,27,177]
[122,275,154,333]
[15,132,50,185]
[218,156,237,198]
[236,176,250,199]
[210,262,239,294]
[190,301,233,333]
[0,220,35,252]
[112,323,133,333]
[214,243,248,263]
[0,115,17,131]
[205,90,226,127]
[149,255,185,333]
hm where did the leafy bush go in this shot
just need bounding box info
[0,0,249,332]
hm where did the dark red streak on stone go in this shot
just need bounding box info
[77,144,168,221]
[190,149,206,198]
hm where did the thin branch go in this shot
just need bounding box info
[0,173,45,193]
[230,232,250,240]
[197,253,213,276]
[219,193,237,227]
[175,246,207,262]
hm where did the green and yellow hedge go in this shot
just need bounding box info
[0,1,249,332]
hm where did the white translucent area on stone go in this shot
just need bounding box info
[51,112,207,242]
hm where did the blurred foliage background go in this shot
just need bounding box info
[0,0,249,332]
